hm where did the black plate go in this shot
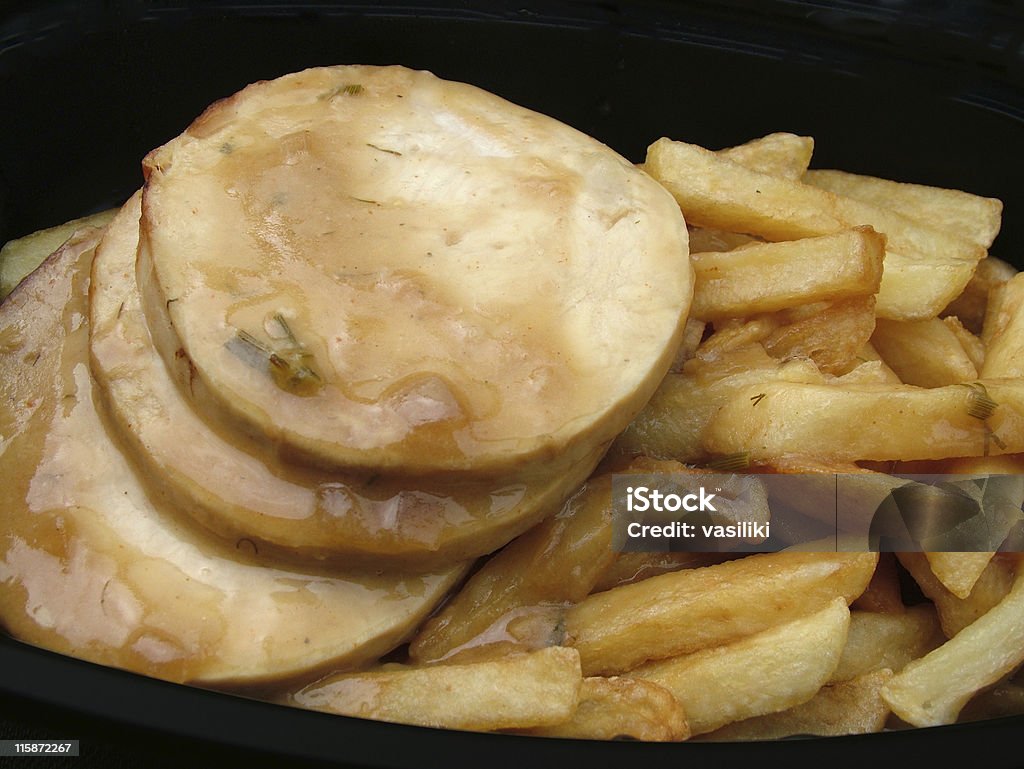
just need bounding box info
[2,2,1023,767]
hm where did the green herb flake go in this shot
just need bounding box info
[706,452,751,472]
[366,142,402,156]
[319,83,364,100]
[226,318,324,397]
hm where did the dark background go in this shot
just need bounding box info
[1,1,1023,768]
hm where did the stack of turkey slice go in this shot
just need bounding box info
[0,65,691,686]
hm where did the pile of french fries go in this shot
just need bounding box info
[289,133,1024,741]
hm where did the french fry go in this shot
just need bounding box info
[850,343,903,384]
[981,271,1024,348]
[702,668,893,741]
[896,552,1015,638]
[719,132,814,180]
[646,138,844,239]
[946,255,1018,334]
[704,378,1024,463]
[942,315,986,372]
[802,169,1002,248]
[981,273,1024,378]
[645,138,985,320]
[690,227,884,321]
[831,606,944,682]
[520,676,689,741]
[564,551,876,676]
[627,598,850,735]
[923,552,997,600]
[882,560,1024,727]
[873,249,984,322]
[291,646,582,731]
[761,296,877,375]
[871,317,979,387]
[610,353,811,464]
[408,472,621,663]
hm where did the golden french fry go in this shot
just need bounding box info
[645,138,984,320]
[923,552,997,600]
[408,472,621,663]
[646,138,844,239]
[946,255,1018,334]
[719,132,815,180]
[762,296,877,375]
[0,209,117,299]
[871,317,979,387]
[564,551,876,676]
[521,676,689,741]
[702,668,894,741]
[982,271,1024,348]
[609,352,809,464]
[882,562,1024,726]
[873,249,984,321]
[942,315,986,372]
[628,598,850,735]
[802,168,1002,248]
[291,646,582,731]
[981,273,1024,378]
[831,606,944,682]
[848,343,903,384]
[690,227,884,321]
[704,378,1024,463]
[896,552,1015,638]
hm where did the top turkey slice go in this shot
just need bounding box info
[136,65,691,477]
